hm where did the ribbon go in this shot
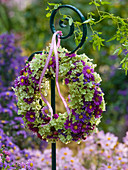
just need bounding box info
[39,31,70,125]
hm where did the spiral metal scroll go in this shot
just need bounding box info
[50,4,87,54]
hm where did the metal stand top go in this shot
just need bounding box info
[28,4,87,60]
[50,4,87,54]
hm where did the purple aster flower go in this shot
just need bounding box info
[5,91,14,97]
[27,124,38,132]
[82,65,94,79]
[65,53,76,58]
[20,64,32,76]
[72,77,79,82]
[13,125,19,129]
[23,97,34,104]
[93,91,102,105]
[54,114,59,119]
[65,78,69,85]
[67,70,72,75]
[41,117,51,125]
[24,64,33,75]
[24,151,31,159]
[0,91,14,97]
[16,130,27,138]
[67,95,71,103]
[14,78,19,87]
[6,140,15,148]
[7,102,18,112]
[81,123,88,132]
[83,76,90,84]
[48,56,56,69]
[25,111,36,122]
[71,132,82,141]
[71,122,82,133]
[94,107,102,118]
[20,67,26,76]
[0,120,8,124]
[82,101,90,109]
[19,76,29,86]
[65,78,69,84]
[19,162,26,169]
[86,103,95,113]
[3,108,13,117]
[75,112,87,122]
[91,82,100,90]
[41,106,49,116]
[76,73,81,77]
[72,73,81,82]
[72,109,77,115]
[32,76,39,84]
[64,119,72,129]
[82,111,92,120]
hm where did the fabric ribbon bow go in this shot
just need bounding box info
[39,31,70,124]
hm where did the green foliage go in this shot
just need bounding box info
[90,32,105,50]
[45,0,128,73]
[46,2,62,18]
[120,53,128,75]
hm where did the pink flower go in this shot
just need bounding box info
[100,163,117,170]
[27,159,35,170]
[6,156,10,162]
[114,143,127,157]
[98,132,118,150]
[101,150,113,163]
[41,106,49,116]
[83,144,97,155]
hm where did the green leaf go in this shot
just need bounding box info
[94,2,101,6]
[113,48,120,55]
[97,32,102,34]
[88,12,95,16]
[54,4,59,9]
[48,2,57,6]
[69,18,73,26]
[101,1,111,5]
[63,15,67,19]
[90,33,105,51]
[89,2,93,5]
[120,37,126,43]
[107,36,116,42]
[120,57,126,64]
[46,13,51,18]
[118,48,122,55]
[83,18,95,24]
[45,6,49,11]
[74,21,82,26]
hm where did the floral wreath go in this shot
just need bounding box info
[14,31,106,144]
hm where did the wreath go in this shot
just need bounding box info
[14,31,105,144]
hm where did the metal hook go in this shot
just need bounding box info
[50,4,87,54]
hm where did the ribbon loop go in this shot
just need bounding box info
[39,31,70,125]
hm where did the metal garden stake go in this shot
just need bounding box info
[28,4,87,170]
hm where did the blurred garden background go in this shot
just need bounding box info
[0,0,128,169]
